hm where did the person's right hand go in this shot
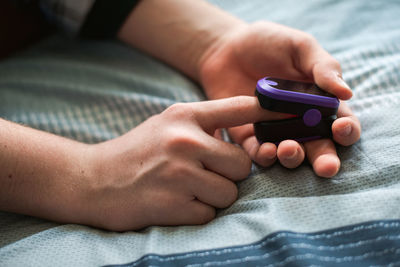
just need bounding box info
[78,96,287,231]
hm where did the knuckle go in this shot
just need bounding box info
[159,161,191,183]
[330,57,342,70]
[240,153,253,177]
[162,129,202,153]
[163,103,195,120]
[300,32,317,44]
[317,57,341,77]
[232,150,252,180]
[293,32,317,51]
[168,162,191,178]
[195,206,216,224]
[222,183,239,207]
[250,20,269,30]
[224,96,250,121]
[329,57,342,74]
[250,20,283,32]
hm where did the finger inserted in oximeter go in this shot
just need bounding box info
[254,77,339,144]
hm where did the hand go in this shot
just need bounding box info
[199,21,361,177]
[80,96,285,231]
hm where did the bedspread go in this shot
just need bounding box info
[1,0,400,266]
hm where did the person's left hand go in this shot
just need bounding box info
[199,21,361,177]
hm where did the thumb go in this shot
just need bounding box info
[312,60,353,101]
[192,96,289,133]
[294,36,353,100]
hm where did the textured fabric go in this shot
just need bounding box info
[39,0,95,34]
[1,0,400,266]
[80,0,140,39]
[38,0,139,37]
[106,220,400,267]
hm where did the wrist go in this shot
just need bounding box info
[118,0,246,81]
[63,142,111,227]
[189,15,246,82]
[27,141,96,225]
[71,140,127,229]
[195,20,247,82]
[197,24,247,100]
[72,139,146,230]
[57,143,98,224]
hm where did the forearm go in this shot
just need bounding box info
[0,119,90,223]
[118,0,245,80]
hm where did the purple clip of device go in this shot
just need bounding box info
[254,77,339,144]
[257,78,339,109]
[256,78,339,126]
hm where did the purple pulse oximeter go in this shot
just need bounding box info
[254,77,339,143]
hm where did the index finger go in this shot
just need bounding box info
[193,96,291,134]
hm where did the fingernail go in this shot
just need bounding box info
[266,152,276,160]
[284,149,298,160]
[336,75,352,91]
[338,124,352,136]
[261,143,276,159]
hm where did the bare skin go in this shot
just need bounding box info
[0,97,289,231]
[118,1,361,178]
[197,22,361,177]
[0,0,361,231]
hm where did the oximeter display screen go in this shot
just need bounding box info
[268,78,335,98]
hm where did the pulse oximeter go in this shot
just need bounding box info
[254,77,339,143]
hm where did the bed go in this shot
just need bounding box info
[1,0,400,266]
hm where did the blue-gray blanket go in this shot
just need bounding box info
[1,0,400,266]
